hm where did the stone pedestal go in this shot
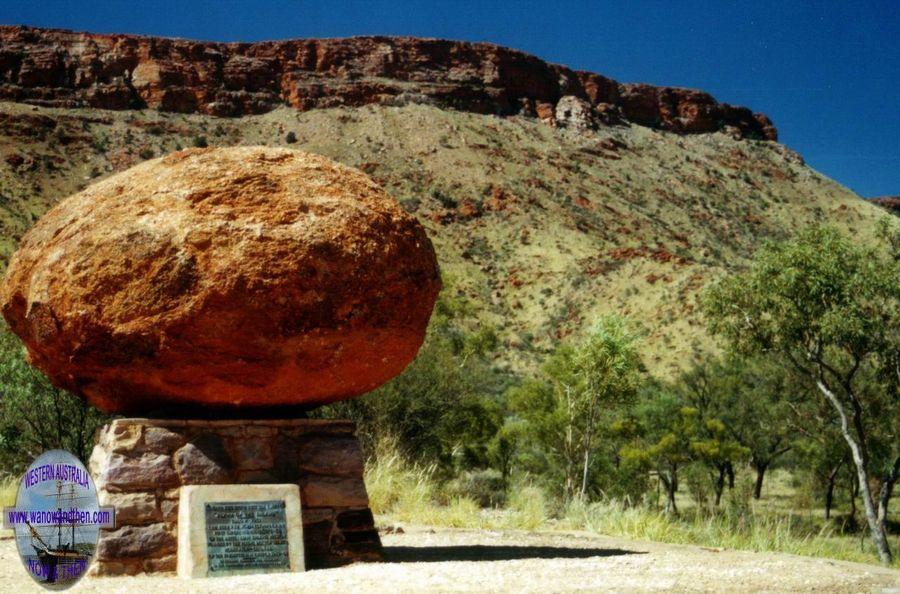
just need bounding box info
[87,418,382,576]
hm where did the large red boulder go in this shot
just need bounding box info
[0,147,441,413]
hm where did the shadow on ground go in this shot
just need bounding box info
[382,545,645,563]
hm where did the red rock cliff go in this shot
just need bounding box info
[0,26,777,140]
[870,196,900,216]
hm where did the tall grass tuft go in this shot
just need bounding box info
[364,436,444,522]
[364,441,898,567]
[558,499,899,567]
[0,474,17,537]
[0,475,16,507]
[503,484,549,531]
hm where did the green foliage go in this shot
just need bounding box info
[0,325,108,473]
[431,189,457,209]
[314,289,504,473]
[445,469,506,507]
[90,132,109,153]
[703,224,900,563]
[620,381,748,513]
[703,226,899,369]
[366,434,899,567]
[487,419,521,489]
[677,354,794,498]
[285,131,297,144]
[510,315,644,501]
[191,135,208,148]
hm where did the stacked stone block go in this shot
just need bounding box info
[88,418,381,575]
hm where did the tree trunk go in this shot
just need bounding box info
[564,462,575,503]
[661,468,679,515]
[753,462,768,500]
[876,456,900,526]
[848,472,859,530]
[714,465,726,507]
[580,386,599,501]
[666,480,678,515]
[726,461,735,490]
[824,466,838,520]
[563,385,577,503]
[580,445,591,500]
[816,379,893,564]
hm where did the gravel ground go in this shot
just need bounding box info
[1,527,898,593]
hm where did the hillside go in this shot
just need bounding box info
[0,27,893,378]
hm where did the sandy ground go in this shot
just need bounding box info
[1,527,898,593]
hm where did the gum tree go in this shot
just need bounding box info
[619,390,694,514]
[510,315,643,501]
[679,356,794,499]
[568,316,644,499]
[620,383,747,513]
[703,225,900,564]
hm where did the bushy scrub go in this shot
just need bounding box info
[324,226,898,567]
[445,469,506,508]
[504,484,549,530]
[0,324,108,473]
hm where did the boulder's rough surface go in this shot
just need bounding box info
[0,25,777,140]
[0,146,441,413]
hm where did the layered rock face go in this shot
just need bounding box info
[0,25,776,140]
[0,146,441,413]
[870,196,900,216]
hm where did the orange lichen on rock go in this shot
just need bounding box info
[0,147,441,414]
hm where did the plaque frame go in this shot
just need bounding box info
[177,484,305,578]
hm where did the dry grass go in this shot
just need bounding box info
[0,475,16,538]
[366,441,548,531]
[0,475,15,507]
[558,499,899,568]
[366,444,899,568]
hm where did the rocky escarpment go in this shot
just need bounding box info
[0,25,777,140]
[870,196,900,216]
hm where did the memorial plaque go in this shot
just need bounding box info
[178,484,305,577]
[205,500,290,573]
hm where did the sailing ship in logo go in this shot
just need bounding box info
[7,449,105,590]
[23,480,93,586]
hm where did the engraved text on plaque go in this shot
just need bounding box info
[204,500,290,573]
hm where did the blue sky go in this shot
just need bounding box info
[2,1,898,197]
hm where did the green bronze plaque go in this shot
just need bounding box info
[204,500,290,573]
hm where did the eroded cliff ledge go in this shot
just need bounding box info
[0,26,776,140]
